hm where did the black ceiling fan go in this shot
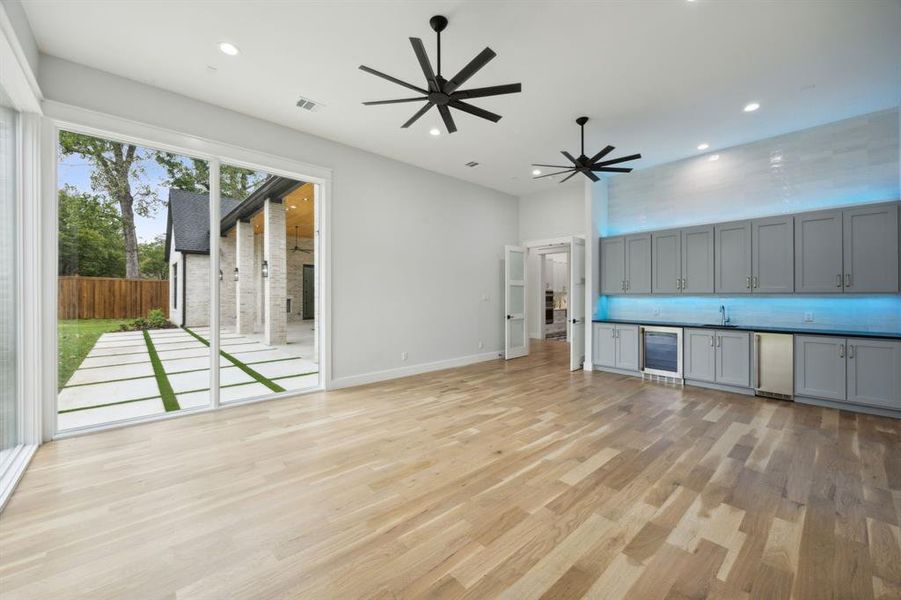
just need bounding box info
[292,226,310,254]
[359,15,522,134]
[533,117,642,183]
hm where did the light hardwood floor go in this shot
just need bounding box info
[1,340,900,599]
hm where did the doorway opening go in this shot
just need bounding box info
[539,252,570,343]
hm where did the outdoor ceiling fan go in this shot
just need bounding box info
[533,117,642,183]
[359,15,522,134]
[292,226,310,254]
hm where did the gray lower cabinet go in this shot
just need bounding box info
[652,230,681,294]
[681,225,714,294]
[593,323,639,371]
[600,237,625,295]
[846,338,901,410]
[716,330,751,387]
[625,234,652,294]
[714,221,752,294]
[752,215,794,293]
[684,328,749,387]
[684,328,716,382]
[843,203,899,293]
[794,335,848,402]
[795,209,843,293]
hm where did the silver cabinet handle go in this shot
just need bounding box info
[839,343,845,358]
[849,344,855,359]
[676,278,681,290]
[753,276,759,288]
[682,278,687,290]
[835,274,842,288]
[626,280,630,291]
[845,273,852,288]
[746,276,751,289]
[716,335,721,347]
[611,328,616,338]
[709,335,714,347]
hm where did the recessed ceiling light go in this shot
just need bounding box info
[743,102,760,112]
[218,42,239,56]
[697,143,709,150]
[708,154,720,161]
[429,127,441,136]
[532,169,542,176]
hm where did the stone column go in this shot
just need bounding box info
[263,198,287,346]
[235,220,255,334]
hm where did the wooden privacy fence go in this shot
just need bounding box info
[58,276,169,320]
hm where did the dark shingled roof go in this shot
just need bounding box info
[166,189,240,257]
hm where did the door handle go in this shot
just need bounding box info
[848,344,855,359]
[835,274,842,288]
[845,273,852,288]
[506,314,512,320]
[839,343,845,358]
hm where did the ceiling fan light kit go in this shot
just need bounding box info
[532,116,642,182]
[359,15,522,134]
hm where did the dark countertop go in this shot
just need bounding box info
[591,318,901,340]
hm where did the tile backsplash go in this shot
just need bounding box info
[599,296,900,334]
[606,108,899,235]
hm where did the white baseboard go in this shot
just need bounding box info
[328,350,502,390]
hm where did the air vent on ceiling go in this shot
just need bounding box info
[296,96,324,112]
[464,161,479,168]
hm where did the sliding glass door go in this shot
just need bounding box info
[0,92,19,470]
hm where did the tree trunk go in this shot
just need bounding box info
[118,190,140,279]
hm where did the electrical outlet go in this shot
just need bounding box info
[804,312,814,322]
[481,293,490,302]
[401,351,408,361]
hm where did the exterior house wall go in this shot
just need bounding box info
[218,229,236,328]
[286,237,314,321]
[185,254,210,327]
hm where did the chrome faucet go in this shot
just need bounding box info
[719,304,730,326]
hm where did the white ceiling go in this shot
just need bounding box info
[22,0,901,196]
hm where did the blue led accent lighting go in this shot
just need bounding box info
[596,295,901,333]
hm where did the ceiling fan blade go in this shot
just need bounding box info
[594,153,642,167]
[453,83,522,100]
[438,104,457,133]
[445,47,496,94]
[561,150,579,166]
[363,97,428,105]
[409,37,439,92]
[585,171,600,182]
[401,102,435,128]
[591,167,633,173]
[449,100,501,123]
[531,163,572,168]
[359,65,428,95]
[533,169,575,179]
[588,145,615,164]
[559,172,579,183]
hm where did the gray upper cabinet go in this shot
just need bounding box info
[600,237,625,295]
[625,234,652,294]
[752,216,794,293]
[652,230,681,294]
[846,338,901,410]
[716,330,751,388]
[715,221,752,294]
[843,203,899,293]
[684,328,716,382]
[795,210,843,293]
[794,335,846,401]
[681,225,714,294]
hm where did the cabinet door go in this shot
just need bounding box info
[752,216,794,293]
[715,221,752,294]
[625,233,652,294]
[593,323,617,367]
[843,203,899,293]
[715,330,751,387]
[795,335,846,401]
[795,209,843,293]
[683,328,716,382]
[615,325,640,371]
[652,230,681,294]
[681,225,715,294]
[600,237,625,295]
[846,338,901,410]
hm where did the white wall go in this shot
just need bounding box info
[517,184,585,242]
[38,56,519,385]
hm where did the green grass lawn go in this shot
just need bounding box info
[58,319,131,389]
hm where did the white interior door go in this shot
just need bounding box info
[570,238,586,371]
[505,245,528,359]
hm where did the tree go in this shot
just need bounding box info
[139,235,168,280]
[59,132,160,278]
[58,186,126,277]
[154,153,267,201]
